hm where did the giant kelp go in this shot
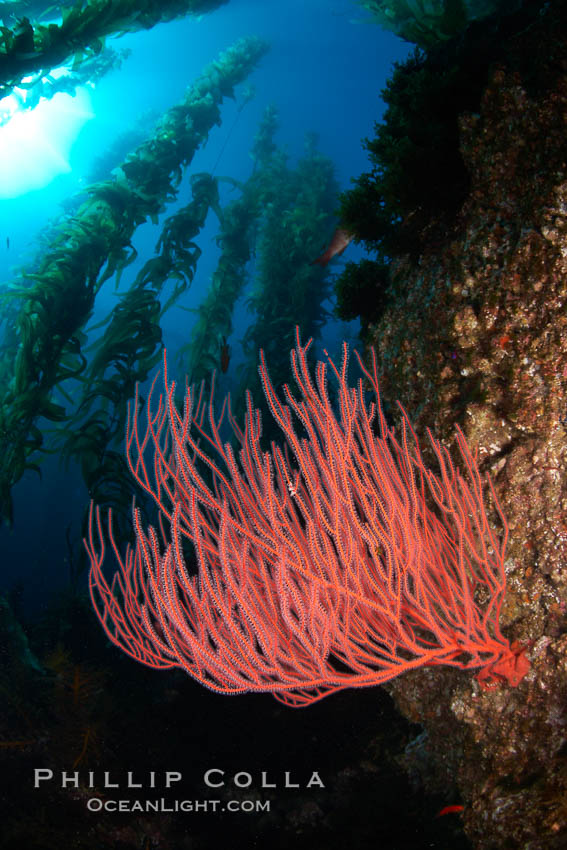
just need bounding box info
[57,171,225,547]
[180,106,338,421]
[0,0,230,98]
[180,105,279,384]
[134,171,224,315]
[0,35,269,524]
[240,128,338,412]
[182,188,260,383]
[0,42,131,121]
[59,285,163,525]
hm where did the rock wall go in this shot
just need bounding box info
[370,6,567,847]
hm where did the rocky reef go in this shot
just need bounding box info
[363,3,567,846]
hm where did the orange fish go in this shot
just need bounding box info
[311,227,354,266]
[437,805,464,818]
[220,336,230,373]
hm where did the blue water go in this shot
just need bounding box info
[0,1,410,611]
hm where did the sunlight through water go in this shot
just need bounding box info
[0,84,94,198]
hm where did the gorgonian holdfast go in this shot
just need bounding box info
[85,328,529,706]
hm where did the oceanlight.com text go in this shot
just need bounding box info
[85,798,271,814]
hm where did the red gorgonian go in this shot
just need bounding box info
[85,330,529,706]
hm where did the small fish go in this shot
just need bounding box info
[6,237,9,250]
[220,336,230,373]
[437,804,464,818]
[311,227,354,267]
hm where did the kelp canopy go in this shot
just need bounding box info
[0,0,229,98]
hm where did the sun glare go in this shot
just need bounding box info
[0,85,94,198]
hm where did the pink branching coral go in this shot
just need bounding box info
[85,330,529,706]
